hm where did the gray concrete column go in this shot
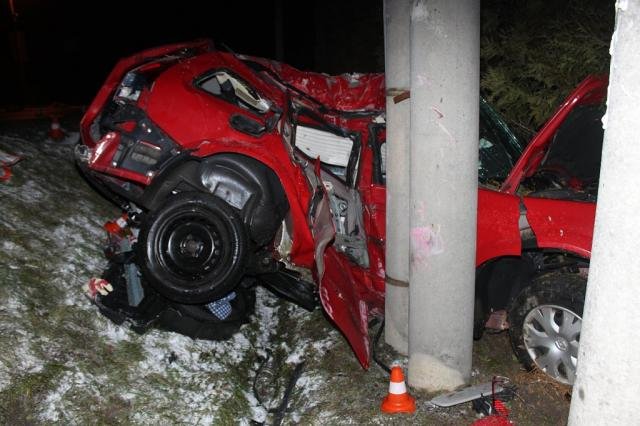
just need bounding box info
[383,0,412,356]
[407,0,479,391]
[568,2,640,424]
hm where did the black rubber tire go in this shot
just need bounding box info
[508,272,586,383]
[137,191,248,304]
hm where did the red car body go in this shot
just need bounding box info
[78,40,606,368]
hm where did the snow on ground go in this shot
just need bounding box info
[0,125,349,425]
[0,122,570,425]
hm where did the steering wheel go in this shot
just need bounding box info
[535,164,582,190]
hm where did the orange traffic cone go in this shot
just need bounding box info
[381,364,416,414]
[49,117,65,141]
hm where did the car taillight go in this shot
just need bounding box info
[130,141,163,166]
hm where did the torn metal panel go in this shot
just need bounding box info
[240,55,385,112]
[430,381,505,407]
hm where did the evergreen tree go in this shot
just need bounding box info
[481,0,614,138]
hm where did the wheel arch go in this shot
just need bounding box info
[475,249,590,318]
[140,152,293,248]
[475,255,532,321]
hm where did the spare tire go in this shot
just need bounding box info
[138,191,248,304]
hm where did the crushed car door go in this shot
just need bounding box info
[298,122,372,368]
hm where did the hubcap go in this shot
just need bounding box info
[522,304,581,385]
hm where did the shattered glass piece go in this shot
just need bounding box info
[479,138,494,149]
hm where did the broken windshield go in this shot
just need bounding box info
[197,70,270,114]
[539,104,605,187]
[478,98,525,187]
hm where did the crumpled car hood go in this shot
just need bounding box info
[500,75,608,194]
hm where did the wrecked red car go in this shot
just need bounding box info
[76,39,606,386]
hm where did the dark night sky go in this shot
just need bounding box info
[1,0,384,106]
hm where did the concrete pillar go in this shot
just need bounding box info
[407,0,479,391]
[383,0,412,355]
[568,2,640,424]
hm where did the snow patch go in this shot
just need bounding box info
[2,240,18,251]
[102,322,131,343]
[243,390,268,423]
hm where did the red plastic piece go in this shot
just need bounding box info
[0,166,11,182]
[103,214,129,236]
[493,399,509,417]
[85,277,113,300]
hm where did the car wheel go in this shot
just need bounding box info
[138,191,248,304]
[508,272,586,385]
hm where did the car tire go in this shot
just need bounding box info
[508,272,586,385]
[138,191,248,304]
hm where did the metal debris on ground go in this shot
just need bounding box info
[469,376,515,425]
[431,380,506,407]
[252,349,306,426]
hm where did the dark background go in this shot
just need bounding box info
[0,0,383,106]
[1,0,613,132]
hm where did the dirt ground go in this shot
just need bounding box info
[0,120,571,425]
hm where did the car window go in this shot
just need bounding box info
[372,100,523,188]
[197,70,270,114]
[541,104,605,184]
[478,99,525,186]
